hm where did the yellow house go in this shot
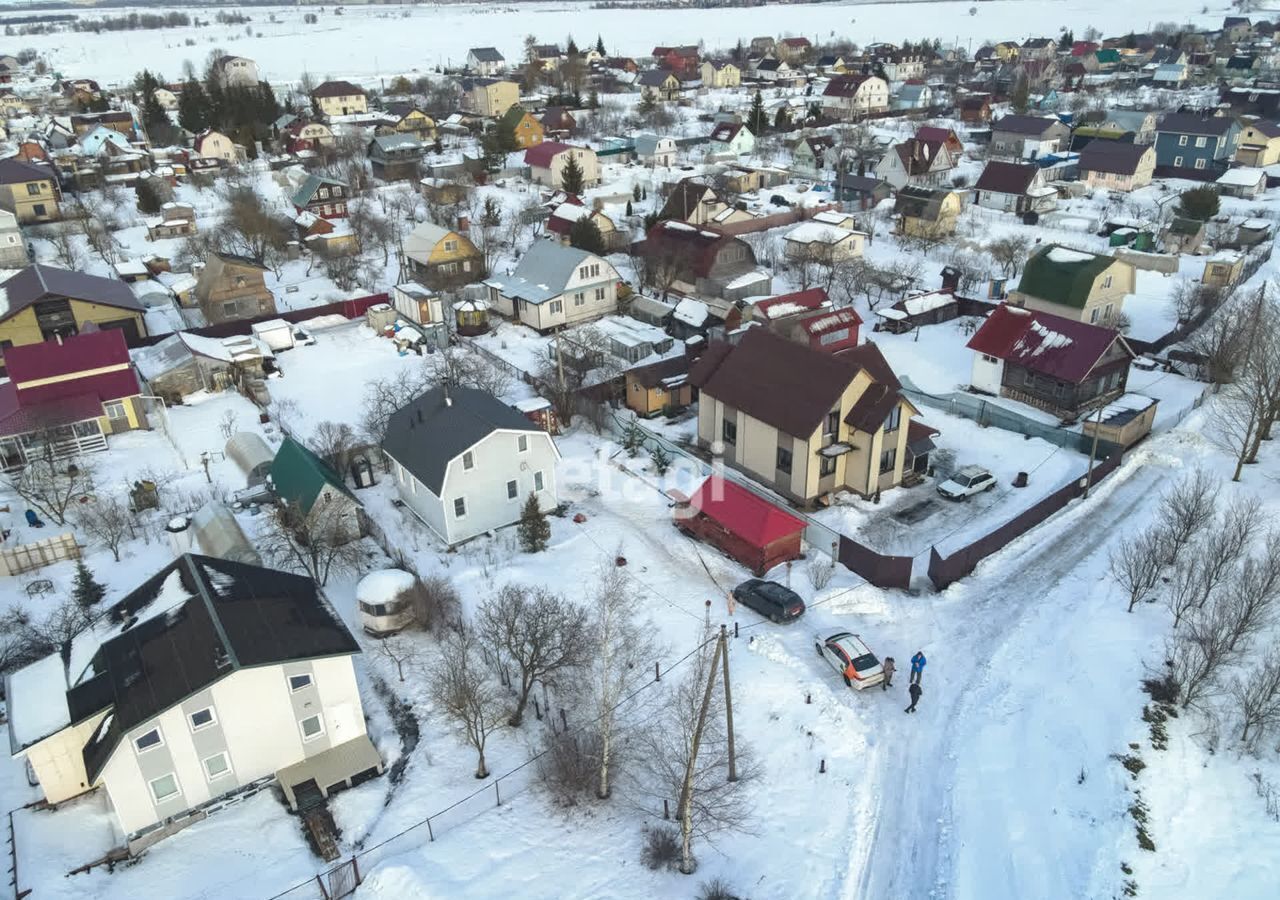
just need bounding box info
[500,104,544,149]
[689,327,920,503]
[402,222,486,291]
[1235,120,1280,166]
[466,78,520,118]
[1008,244,1135,325]
[384,105,437,141]
[1202,251,1244,289]
[0,264,148,352]
[894,186,961,239]
[699,60,742,88]
[625,356,693,417]
[311,80,368,117]
[0,158,60,223]
[994,41,1021,60]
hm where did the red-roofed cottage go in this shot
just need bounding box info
[0,329,147,470]
[674,476,806,575]
[966,304,1136,420]
[524,142,599,190]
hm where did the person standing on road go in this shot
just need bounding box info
[905,682,922,713]
[910,650,926,685]
[882,657,896,690]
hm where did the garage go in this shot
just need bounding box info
[674,476,807,576]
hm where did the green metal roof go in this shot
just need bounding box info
[270,437,358,515]
[1015,244,1115,309]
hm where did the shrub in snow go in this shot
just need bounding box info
[641,825,682,871]
[72,560,106,609]
[537,729,603,807]
[697,877,740,900]
[807,556,835,591]
[518,493,551,553]
[410,575,461,633]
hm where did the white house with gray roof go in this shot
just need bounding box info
[381,386,559,545]
[484,240,621,332]
[467,47,506,76]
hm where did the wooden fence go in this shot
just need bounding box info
[0,533,81,577]
[131,294,390,348]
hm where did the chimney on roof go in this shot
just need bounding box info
[55,332,63,346]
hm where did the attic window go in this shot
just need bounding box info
[135,728,163,752]
[462,451,475,470]
[289,673,313,692]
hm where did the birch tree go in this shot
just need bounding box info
[430,624,505,779]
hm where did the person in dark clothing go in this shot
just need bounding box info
[882,657,895,690]
[910,650,926,685]
[905,682,922,713]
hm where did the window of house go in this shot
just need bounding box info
[149,773,180,803]
[103,400,127,420]
[578,265,589,279]
[1195,136,1207,148]
[534,470,545,491]
[507,479,518,500]
[32,204,45,217]
[819,454,837,477]
[454,497,467,518]
[300,714,325,741]
[722,418,737,444]
[203,752,231,781]
[574,292,585,306]
[135,728,163,752]
[1174,155,1184,168]
[982,353,999,364]
[444,239,457,252]
[289,673,313,692]
[25,182,41,196]
[776,445,793,473]
[318,187,329,199]
[1194,159,1206,170]
[189,707,216,731]
[884,406,901,432]
[879,447,897,474]
[1102,274,1113,289]
[1090,307,1101,324]
[594,287,605,301]
[825,410,839,436]
[462,451,474,470]
[439,262,457,275]
[549,300,563,314]
[518,435,528,453]
[1178,135,1188,146]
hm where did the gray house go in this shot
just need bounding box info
[381,386,559,546]
[990,114,1070,159]
[485,241,621,333]
[367,134,425,181]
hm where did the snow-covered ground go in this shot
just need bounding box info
[6,1,1225,86]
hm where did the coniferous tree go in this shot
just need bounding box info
[774,106,790,129]
[517,493,551,553]
[596,34,606,55]
[568,216,606,255]
[73,560,106,609]
[561,152,585,195]
[178,76,210,133]
[747,90,768,135]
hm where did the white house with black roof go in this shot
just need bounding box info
[381,386,559,545]
[4,555,380,851]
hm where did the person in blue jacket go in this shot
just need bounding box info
[910,650,926,685]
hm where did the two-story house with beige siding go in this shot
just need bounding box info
[193,252,277,325]
[311,80,368,118]
[485,241,620,332]
[0,158,60,223]
[5,555,381,853]
[821,73,890,120]
[1007,244,1135,326]
[463,78,520,118]
[524,141,600,189]
[689,327,920,504]
[403,222,486,291]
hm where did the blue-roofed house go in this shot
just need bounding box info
[484,240,621,332]
[894,81,933,111]
[290,172,349,219]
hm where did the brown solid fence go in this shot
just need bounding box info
[927,450,1125,589]
[132,294,390,347]
[838,534,913,590]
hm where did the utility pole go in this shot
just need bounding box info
[678,634,723,875]
[1082,400,1105,498]
[720,624,737,782]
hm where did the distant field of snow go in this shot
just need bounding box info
[6,0,1226,85]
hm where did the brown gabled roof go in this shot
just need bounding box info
[311,80,364,99]
[628,354,690,389]
[644,221,749,280]
[687,327,904,439]
[1078,140,1151,176]
[710,122,744,143]
[974,160,1040,194]
[824,73,874,97]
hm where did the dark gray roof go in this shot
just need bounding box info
[68,554,359,782]
[992,114,1063,136]
[1079,140,1151,175]
[469,47,505,62]
[0,158,56,185]
[382,386,540,493]
[0,264,144,323]
[1158,112,1238,137]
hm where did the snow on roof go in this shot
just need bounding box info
[784,221,860,244]
[1241,218,1271,230]
[877,308,908,320]
[1046,246,1095,264]
[1017,319,1074,354]
[673,296,709,326]
[6,652,72,750]
[724,270,771,290]
[1216,167,1265,186]
[514,396,550,412]
[356,569,416,606]
[760,301,806,318]
[812,210,852,226]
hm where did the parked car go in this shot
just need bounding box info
[937,465,997,500]
[731,579,805,623]
[814,632,885,689]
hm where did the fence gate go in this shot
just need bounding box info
[322,858,360,900]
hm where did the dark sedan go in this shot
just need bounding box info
[731,579,806,623]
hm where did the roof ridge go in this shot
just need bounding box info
[185,554,240,670]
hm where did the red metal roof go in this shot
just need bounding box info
[965,304,1129,383]
[687,477,806,547]
[755,288,829,318]
[524,141,580,168]
[4,330,140,407]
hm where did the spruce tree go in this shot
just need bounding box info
[568,216,606,255]
[747,90,768,135]
[178,76,210,133]
[517,493,551,553]
[596,34,606,55]
[774,106,790,130]
[73,560,106,609]
[561,152,585,195]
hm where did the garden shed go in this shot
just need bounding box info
[674,476,806,576]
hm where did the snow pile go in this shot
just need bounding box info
[1017,320,1074,356]
[1046,246,1096,264]
[673,297,709,327]
[356,570,417,607]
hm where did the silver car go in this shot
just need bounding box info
[937,465,997,500]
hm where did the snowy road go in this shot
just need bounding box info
[848,449,1177,899]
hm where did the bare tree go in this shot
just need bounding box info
[307,420,358,473]
[586,562,658,799]
[257,500,361,586]
[1166,554,1209,629]
[429,624,505,778]
[1218,534,1280,652]
[1194,498,1260,606]
[215,185,292,265]
[429,346,513,398]
[477,584,592,726]
[77,495,131,562]
[1188,303,1249,385]
[1168,597,1240,710]
[360,366,433,446]
[1109,529,1164,613]
[1231,649,1280,745]
[373,635,419,682]
[347,200,397,266]
[632,626,754,874]
[1156,468,1216,563]
[48,225,84,270]
[5,449,95,526]
[408,574,461,632]
[987,235,1032,277]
